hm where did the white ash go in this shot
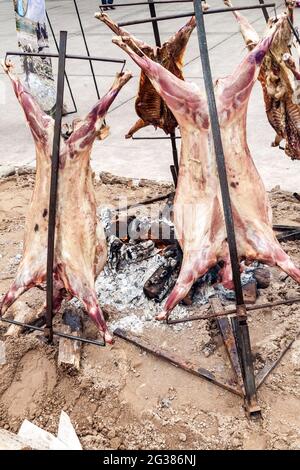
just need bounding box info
[110,314,144,335]
[95,210,265,334]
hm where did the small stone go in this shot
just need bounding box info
[0,165,15,179]
[161,398,171,408]
[108,429,116,439]
[254,268,271,289]
[286,289,297,300]
[179,433,187,442]
[111,437,121,449]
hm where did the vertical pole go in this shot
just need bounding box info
[148,0,161,47]
[259,0,270,22]
[193,1,259,415]
[46,12,77,114]
[148,0,179,186]
[45,31,67,343]
[73,0,100,100]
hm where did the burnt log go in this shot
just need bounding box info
[253,267,271,289]
[143,245,181,302]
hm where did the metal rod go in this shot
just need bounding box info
[0,317,105,347]
[170,165,178,186]
[116,191,174,212]
[256,331,300,389]
[193,0,244,306]
[167,296,300,325]
[45,31,67,343]
[101,0,202,5]
[6,51,126,64]
[147,0,179,185]
[46,11,77,115]
[277,229,300,242]
[170,130,179,176]
[287,16,300,45]
[73,0,100,100]
[114,328,243,396]
[259,0,270,22]
[118,4,275,26]
[148,0,162,47]
[273,224,300,231]
[132,135,181,140]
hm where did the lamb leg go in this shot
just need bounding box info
[1,60,53,143]
[112,35,208,127]
[163,16,196,67]
[223,0,259,50]
[125,118,149,139]
[68,71,132,149]
[95,12,153,54]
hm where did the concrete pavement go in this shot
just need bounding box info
[0,0,299,191]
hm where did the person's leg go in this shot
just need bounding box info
[101,0,109,10]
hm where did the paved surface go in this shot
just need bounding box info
[0,0,299,191]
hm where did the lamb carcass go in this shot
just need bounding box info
[0,61,132,342]
[225,0,300,160]
[112,18,300,321]
[95,11,197,138]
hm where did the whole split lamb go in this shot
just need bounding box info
[111,17,300,321]
[0,60,132,342]
[225,0,300,160]
[95,11,199,138]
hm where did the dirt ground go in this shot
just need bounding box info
[0,171,300,450]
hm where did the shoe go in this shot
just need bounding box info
[109,6,115,9]
[101,6,109,10]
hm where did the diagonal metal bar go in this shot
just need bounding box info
[45,31,67,343]
[0,317,105,346]
[46,11,77,116]
[73,0,100,100]
[167,296,300,324]
[256,331,300,389]
[114,328,243,396]
[211,299,245,394]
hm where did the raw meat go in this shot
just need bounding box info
[112,17,300,321]
[225,0,300,160]
[0,60,132,342]
[95,11,197,138]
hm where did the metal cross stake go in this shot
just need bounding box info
[148,0,180,186]
[192,0,259,417]
[45,31,68,343]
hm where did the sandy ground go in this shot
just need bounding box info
[0,172,300,450]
